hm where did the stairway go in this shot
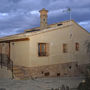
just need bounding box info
[0,58,30,80]
[13,66,30,80]
[0,55,31,80]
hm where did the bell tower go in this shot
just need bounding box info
[39,8,48,29]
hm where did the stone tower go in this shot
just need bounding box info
[39,8,48,29]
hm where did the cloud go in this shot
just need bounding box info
[79,20,90,32]
[0,0,90,37]
[30,10,40,16]
[0,13,9,20]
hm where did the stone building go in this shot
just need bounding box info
[0,8,90,79]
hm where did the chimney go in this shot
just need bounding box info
[39,8,48,29]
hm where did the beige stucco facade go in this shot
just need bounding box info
[10,41,30,67]
[29,22,90,67]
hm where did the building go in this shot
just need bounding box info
[0,8,90,79]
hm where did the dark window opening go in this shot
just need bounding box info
[41,71,44,74]
[44,72,50,76]
[57,73,60,76]
[75,42,79,51]
[69,66,72,69]
[57,23,63,26]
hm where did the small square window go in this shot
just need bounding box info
[57,73,60,76]
[69,66,72,69]
[44,72,50,76]
[57,23,63,26]
[43,19,45,21]
[75,42,79,51]
[63,44,67,53]
[38,43,48,56]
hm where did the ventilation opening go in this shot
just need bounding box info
[64,73,67,75]
[57,73,60,76]
[76,64,78,68]
[41,71,44,74]
[69,66,72,69]
[44,72,50,76]
[57,23,63,26]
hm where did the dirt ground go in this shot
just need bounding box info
[0,76,85,90]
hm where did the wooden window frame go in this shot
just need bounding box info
[38,43,48,57]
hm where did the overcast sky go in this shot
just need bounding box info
[0,0,90,37]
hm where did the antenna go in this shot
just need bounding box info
[63,8,72,39]
[67,8,71,21]
[63,8,71,21]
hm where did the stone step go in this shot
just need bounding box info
[8,65,30,80]
[15,74,30,79]
[19,75,30,80]
[14,72,30,79]
[14,73,24,76]
[14,71,29,76]
[13,68,23,72]
[0,62,30,79]
[13,72,23,75]
[13,67,21,70]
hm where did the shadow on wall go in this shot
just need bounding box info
[0,53,14,79]
[0,65,12,79]
[84,40,90,56]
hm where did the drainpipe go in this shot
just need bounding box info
[1,44,2,68]
[12,61,14,79]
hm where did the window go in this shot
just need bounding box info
[57,73,60,76]
[43,19,45,21]
[44,72,50,76]
[69,66,72,69]
[75,42,79,51]
[63,44,67,53]
[38,43,48,56]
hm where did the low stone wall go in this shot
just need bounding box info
[28,62,81,78]
[13,62,83,79]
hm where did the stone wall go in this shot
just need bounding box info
[78,63,90,75]
[28,62,81,78]
[13,62,82,79]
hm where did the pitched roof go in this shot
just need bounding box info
[0,20,89,42]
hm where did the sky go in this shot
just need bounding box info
[0,0,90,37]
